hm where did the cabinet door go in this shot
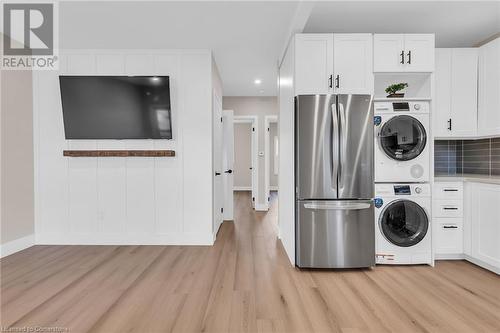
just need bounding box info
[333,34,373,94]
[404,34,435,72]
[373,34,405,72]
[450,48,478,137]
[471,183,500,269]
[434,49,452,137]
[478,38,500,136]
[434,218,463,255]
[295,34,334,95]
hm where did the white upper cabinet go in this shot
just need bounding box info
[373,34,405,72]
[295,34,334,95]
[478,38,500,136]
[434,48,478,138]
[404,34,435,72]
[294,33,373,95]
[373,34,434,72]
[434,49,452,137]
[450,48,478,137]
[333,34,374,94]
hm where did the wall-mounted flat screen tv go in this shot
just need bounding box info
[59,76,172,139]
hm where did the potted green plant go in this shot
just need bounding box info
[385,83,408,98]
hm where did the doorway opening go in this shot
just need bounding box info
[264,115,279,210]
[233,115,258,208]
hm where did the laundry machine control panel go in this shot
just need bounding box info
[374,101,430,114]
[375,183,430,197]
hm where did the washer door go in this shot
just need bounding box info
[379,115,427,161]
[379,200,428,247]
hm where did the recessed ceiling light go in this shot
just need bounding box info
[254,79,262,85]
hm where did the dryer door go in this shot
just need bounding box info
[379,115,427,161]
[379,199,428,247]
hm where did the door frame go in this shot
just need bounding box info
[264,115,279,210]
[222,110,234,221]
[212,90,224,238]
[233,115,259,207]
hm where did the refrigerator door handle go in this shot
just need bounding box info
[303,201,372,210]
[338,102,347,187]
[331,104,339,192]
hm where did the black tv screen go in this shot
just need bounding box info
[59,76,172,139]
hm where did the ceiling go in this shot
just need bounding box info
[304,1,500,48]
[59,1,299,96]
[59,1,499,96]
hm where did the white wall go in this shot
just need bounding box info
[278,39,296,265]
[233,123,252,189]
[222,97,278,208]
[33,49,215,245]
[0,36,35,257]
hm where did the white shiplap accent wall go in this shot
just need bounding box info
[33,50,214,245]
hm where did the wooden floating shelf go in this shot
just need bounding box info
[63,150,175,157]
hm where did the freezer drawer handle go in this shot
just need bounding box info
[443,189,458,192]
[443,207,459,210]
[304,202,371,210]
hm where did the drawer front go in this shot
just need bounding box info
[433,200,463,218]
[434,182,463,200]
[434,218,463,254]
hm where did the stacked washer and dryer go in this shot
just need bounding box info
[373,100,432,265]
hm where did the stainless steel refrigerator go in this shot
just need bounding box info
[295,94,375,268]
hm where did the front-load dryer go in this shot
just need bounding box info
[374,183,432,265]
[374,101,430,182]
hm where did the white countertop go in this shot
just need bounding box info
[434,174,500,185]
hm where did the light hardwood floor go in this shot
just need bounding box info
[1,191,500,332]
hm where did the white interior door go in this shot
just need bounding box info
[222,110,234,220]
[213,92,224,236]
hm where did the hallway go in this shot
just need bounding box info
[1,192,500,332]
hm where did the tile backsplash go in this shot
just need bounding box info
[435,138,500,176]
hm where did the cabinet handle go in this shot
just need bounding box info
[328,75,333,88]
[443,225,458,229]
[407,50,411,64]
[447,118,452,131]
[400,50,405,64]
[335,75,340,88]
[443,189,458,192]
[443,207,459,210]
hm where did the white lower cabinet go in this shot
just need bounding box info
[435,180,500,274]
[433,182,463,258]
[469,182,500,271]
[435,218,463,255]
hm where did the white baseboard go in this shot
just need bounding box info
[464,255,500,275]
[435,253,465,260]
[36,232,214,246]
[435,254,499,275]
[233,186,251,191]
[255,203,269,211]
[0,234,35,258]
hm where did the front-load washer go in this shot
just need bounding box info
[374,101,430,182]
[374,183,432,265]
